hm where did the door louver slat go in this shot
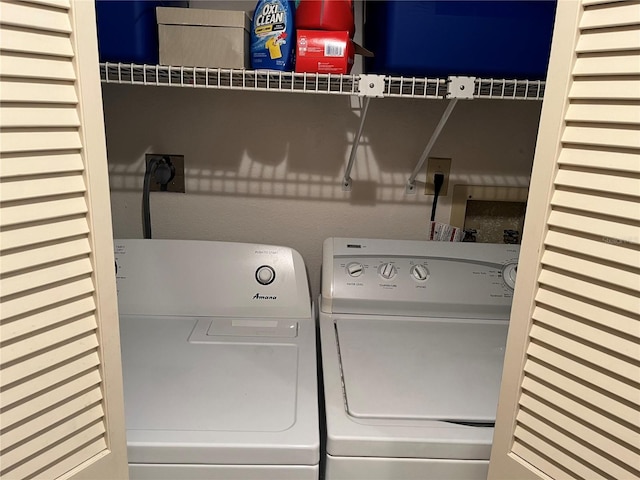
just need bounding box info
[1,197,89,229]
[0,80,78,104]
[527,334,638,400]
[565,102,640,124]
[532,305,638,359]
[1,334,99,386]
[0,237,92,275]
[0,153,84,177]
[523,360,638,427]
[541,249,639,292]
[0,52,76,81]
[0,351,100,407]
[1,383,103,449]
[0,174,86,202]
[0,131,82,153]
[0,217,90,252]
[553,168,640,196]
[538,269,639,315]
[573,52,640,76]
[558,146,640,174]
[514,411,632,479]
[1,422,106,479]
[535,287,638,337]
[0,27,74,57]
[544,230,639,268]
[576,29,640,52]
[1,405,104,472]
[521,376,640,448]
[1,106,81,128]
[1,1,72,33]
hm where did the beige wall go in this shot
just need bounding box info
[103,84,541,297]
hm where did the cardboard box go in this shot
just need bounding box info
[157,7,251,69]
[295,30,373,74]
[295,30,354,74]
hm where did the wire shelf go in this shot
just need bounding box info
[475,78,545,100]
[99,63,545,100]
[383,76,448,98]
[100,63,359,95]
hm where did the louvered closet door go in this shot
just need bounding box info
[488,0,640,479]
[0,0,128,479]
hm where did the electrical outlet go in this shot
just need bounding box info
[425,157,451,195]
[145,154,185,193]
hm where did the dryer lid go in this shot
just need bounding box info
[120,315,319,466]
[336,318,508,423]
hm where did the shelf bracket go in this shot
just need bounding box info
[357,74,385,97]
[447,76,476,99]
[405,98,459,194]
[342,96,372,191]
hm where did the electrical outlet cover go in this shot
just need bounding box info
[145,154,185,193]
[425,157,451,195]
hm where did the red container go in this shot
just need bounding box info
[295,0,355,37]
[295,30,354,74]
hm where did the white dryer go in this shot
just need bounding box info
[319,237,520,480]
[114,239,319,479]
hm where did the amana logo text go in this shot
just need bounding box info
[253,293,277,300]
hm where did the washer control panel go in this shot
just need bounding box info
[322,238,520,319]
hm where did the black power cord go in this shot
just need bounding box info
[430,172,445,222]
[142,156,175,239]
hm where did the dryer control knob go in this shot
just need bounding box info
[378,262,397,280]
[410,264,429,281]
[502,263,518,290]
[256,265,276,285]
[346,262,364,277]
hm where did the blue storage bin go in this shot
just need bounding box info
[364,1,557,80]
[95,1,186,64]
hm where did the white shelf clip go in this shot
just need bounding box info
[447,76,476,99]
[358,74,385,97]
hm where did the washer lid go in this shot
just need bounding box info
[336,318,508,423]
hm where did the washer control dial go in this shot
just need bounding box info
[378,262,397,280]
[410,264,429,282]
[346,262,364,277]
[255,265,276,285]
[502,263,518,290]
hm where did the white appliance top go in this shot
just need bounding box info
[319,237,521,459]
[115,239,311,319]
[114,239,318,466]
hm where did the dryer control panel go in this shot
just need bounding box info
[322,238,520,319]
[114,239,311,319]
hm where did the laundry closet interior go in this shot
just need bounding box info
[101,1,547,299]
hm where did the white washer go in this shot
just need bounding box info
[319,237,520,480]
[114,239,319,480]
